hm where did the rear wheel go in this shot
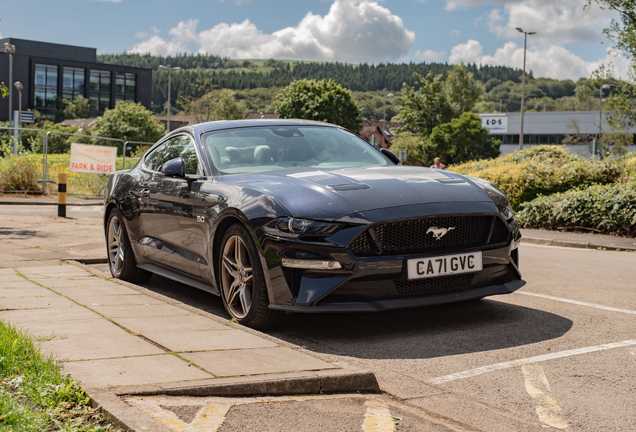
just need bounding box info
[219,224,285,329]
[107,208,152,283]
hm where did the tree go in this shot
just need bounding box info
[0,82,7,98]
[274,79,362,132]
[92,102,166,147]
[587,0,636,129]
[425,112,500,165]
[215,89,246,120]
[389,132,427,166]
[56,96,89,122]
[445,63,484,115]
[181,89,246,123]
[393,73,454,137]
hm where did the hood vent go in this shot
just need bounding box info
[327,183,370,191]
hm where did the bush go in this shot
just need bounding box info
[450,145,625,209]
[517,182,636,237]
[0,155,40,191]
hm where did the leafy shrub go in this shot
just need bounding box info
[450,145,625,209]
[517,182,636,236]
[0,155,40,191]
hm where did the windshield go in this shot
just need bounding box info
[202,126,389,174]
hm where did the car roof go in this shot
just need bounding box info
[172,119,342,136]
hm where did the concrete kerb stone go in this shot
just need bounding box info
[520,236,636,252]
[88,388,172,432]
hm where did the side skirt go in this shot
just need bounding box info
[137,264,220,297]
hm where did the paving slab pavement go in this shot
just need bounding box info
[0,262,378,431]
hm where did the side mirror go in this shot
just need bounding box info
[162,157,186,178]
[381,149,400,165]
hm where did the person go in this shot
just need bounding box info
[430,157,446,170]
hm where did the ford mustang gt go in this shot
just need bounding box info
[104,119,524,329]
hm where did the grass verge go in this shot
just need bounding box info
[0,320,121,431]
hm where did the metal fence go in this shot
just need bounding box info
[0,126,154,196]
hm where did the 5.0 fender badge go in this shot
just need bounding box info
[426,227,455,240]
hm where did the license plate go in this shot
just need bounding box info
[407,252,482,280]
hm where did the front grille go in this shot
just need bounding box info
[350,215,503,257]
[394,273,474,295]
[490,217,510,244]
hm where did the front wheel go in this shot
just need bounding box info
[218,224,285,329]
[106,208,152,283]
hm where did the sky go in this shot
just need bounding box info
[0,0,628,81]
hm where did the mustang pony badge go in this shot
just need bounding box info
[426,226,455,240]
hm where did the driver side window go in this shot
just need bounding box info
[144,135,200,175]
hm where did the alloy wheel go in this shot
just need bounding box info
[221,235,253,319]
[108,216,125,276]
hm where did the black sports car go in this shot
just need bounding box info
[104,119,524,329]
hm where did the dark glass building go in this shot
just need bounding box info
[1,38,151,121]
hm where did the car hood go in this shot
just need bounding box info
[223,165,494,220]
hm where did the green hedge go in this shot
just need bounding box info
[516,181,636,236]
[450,146,628,210]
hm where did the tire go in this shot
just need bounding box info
[218,224,286,330]
[106,208,153,283]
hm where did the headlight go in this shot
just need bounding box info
[263,217,343,239]
[501,204,514,221]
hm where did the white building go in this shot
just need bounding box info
[478,111,636,156]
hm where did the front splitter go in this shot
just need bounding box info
[268,279,526,313]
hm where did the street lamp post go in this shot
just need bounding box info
[598,84,611,140]
[515,28,536,151]
[383,93,394,148]
[4,43,16,146]
[14,81,23,152]
[158,65,181,132]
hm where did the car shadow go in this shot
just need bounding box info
[268,297,573,360]
[131,272,573,361]
[0,228,48,240]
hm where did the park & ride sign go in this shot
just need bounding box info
[70,143,117,174]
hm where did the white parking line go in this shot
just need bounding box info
[522,364,569,430]
[426,340,636,385]
[518,291,636,315]
[69,206,104,212]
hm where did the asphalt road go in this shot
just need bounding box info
[114,244,636,431]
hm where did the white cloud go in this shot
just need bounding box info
[449,39,630,80]
[414,49,446,62]
[130,19,199,55]
[448,0,616,46]
[130,0,415,63]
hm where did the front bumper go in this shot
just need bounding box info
[258,204,524,312]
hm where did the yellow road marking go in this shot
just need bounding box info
[126,394,375,432]
[362,398,395,432]
[522,364,569,430]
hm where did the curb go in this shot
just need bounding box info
[88,367,379,432]
[521,236,636,252]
